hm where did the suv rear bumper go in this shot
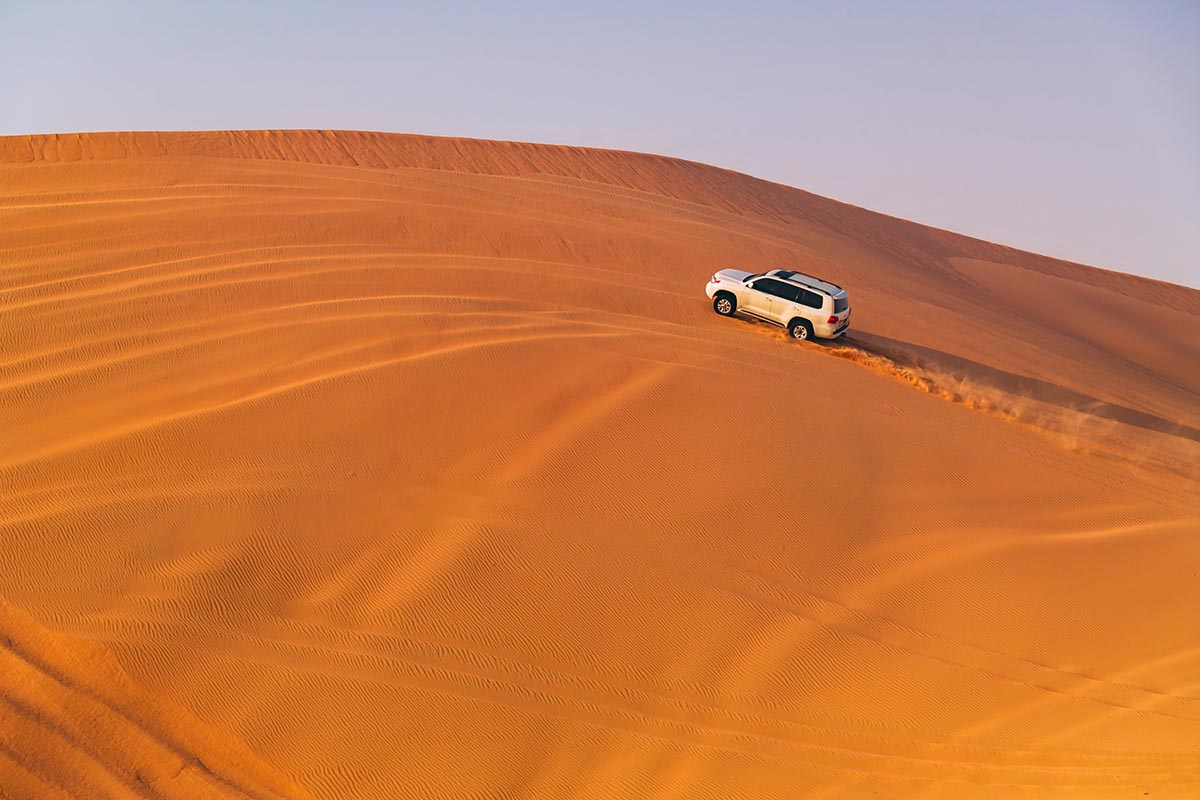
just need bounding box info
[816,321,849,339]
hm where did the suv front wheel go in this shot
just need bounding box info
[788,319,813,341]
[713,294,736,316]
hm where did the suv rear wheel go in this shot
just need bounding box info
[788,319,813,341]
[713,293,736,316]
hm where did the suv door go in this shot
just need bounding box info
[769,283,826,327]
[796,287,825,324]
[769,282,804,325]
[741,278,781,320]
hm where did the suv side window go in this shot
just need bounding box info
[759,280,802,303]
[800,289,824,309]
[752,279,789,298]
[776,283,803,303]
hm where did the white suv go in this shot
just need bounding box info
[705,268,850,340]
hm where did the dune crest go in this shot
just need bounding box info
[1,130,1198,798]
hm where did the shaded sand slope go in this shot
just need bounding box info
[0,598,313,799]
[1,130,1198,798]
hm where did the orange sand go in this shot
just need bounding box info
[0,598,313,799]
[1,130,1197,798]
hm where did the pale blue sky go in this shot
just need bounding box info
[1,1,1196,287]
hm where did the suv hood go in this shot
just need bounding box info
[713,269,753,283]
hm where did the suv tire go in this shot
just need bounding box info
[713,293,736,316]
[788,319,813,341]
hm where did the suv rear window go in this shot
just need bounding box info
[833,297,848,313]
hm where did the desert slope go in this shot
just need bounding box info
[1,130,1198,798]
[0,597,313,799]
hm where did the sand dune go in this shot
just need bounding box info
[0,597,313,799]
[1,130,1197,798]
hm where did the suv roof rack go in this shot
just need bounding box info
[770,269,844,294]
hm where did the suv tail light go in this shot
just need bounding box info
[827,315,840,324]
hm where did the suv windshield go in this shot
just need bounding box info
[833,297,848,313]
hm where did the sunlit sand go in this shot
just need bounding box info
[2,130,1197,798]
